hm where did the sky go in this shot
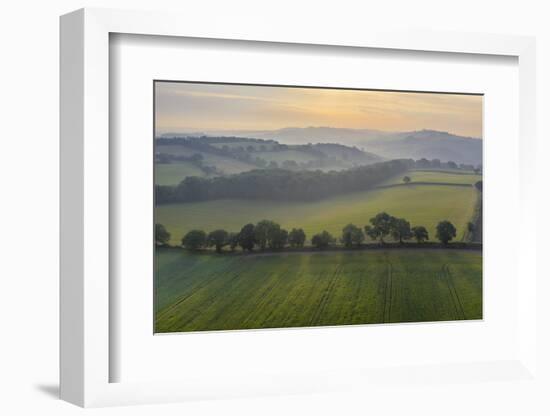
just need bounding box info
[155,82,483,138]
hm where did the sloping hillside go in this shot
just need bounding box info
[155,136,384,184]
[364,130,482,166]
[199,127,482,166]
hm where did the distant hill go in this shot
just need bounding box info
[190,127,482,166]
[155,135,384,182]
[365,130,482,166]
[253,127,391,144]
[312,143,381,165]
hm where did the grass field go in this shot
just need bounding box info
[156,184,477,245]
[155,162,206,186]
[155,248,482,332]
[381,170,481,186]
[156,145,256,175]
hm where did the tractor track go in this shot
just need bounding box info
[382,261,393,323]
[441,264,465,320]
[309,264,342,326]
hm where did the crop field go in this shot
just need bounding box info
[155,162,206,186]
[381,170,481,186]
[155,248,482,332]
[156,184,477,245]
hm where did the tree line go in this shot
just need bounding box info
[156,213,464,253]
[156,159,412,204]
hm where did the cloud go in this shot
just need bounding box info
[155,82,483,137]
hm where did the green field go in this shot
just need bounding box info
[155,162,206,186]
[155,248,482,332]
[156,184,477,245]
[381,170,481,186]
[156,145,256,175]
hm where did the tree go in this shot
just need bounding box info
[436,220,457,244]
[311,231,335,249]
[270,228,288,249]
[364,225,380,241]
[365,212,394,243]
[228,232,239,251]
[390,218,412,244]
[155,223,170,245]
[417,158,430,168]
[474,180,483,192]
[447,161,458,169]
[411,226,429,243]
[341,224,364,248]
[288,228,306,248]
[254,220,279,250]
[467,222,476,234]
[189,153,204,163]
[238,223,256,251]
[282,160,299,170]
[181,229,207,250]
[207,229,229,253]
[255,157,268,167]
[403,176,411,184]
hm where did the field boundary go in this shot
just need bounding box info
[410,169,480,176]
[157,243,482,258]
[376,181,474,190]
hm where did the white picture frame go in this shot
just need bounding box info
[60,7,538,408]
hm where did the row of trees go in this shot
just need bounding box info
[156,213,461,253]
[178,221,307,252]
[362,212,457,244]
[156,159,412,204]
[414,157,482,173]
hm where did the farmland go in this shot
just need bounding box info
[156,182,478,245]
[156,144,256,175]
[153,83,483,333]
[380,170,481,186]
[155,248,482,332]
[155,162,206,186]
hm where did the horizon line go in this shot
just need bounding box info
[155,126,482,140]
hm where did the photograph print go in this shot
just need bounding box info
[154,81,483,333]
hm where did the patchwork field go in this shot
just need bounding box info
[155,248,482,332]
[156,183,478,245]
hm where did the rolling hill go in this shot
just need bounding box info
[185,127,482,166]
[155,136,384,185]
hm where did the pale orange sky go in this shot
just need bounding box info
[155,82,483,138]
